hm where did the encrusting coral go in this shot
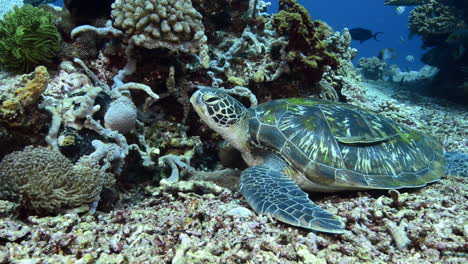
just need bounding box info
[0,145,114,214]
[0,66,50,158]
[0,4,61,73]
[0,66,49,118]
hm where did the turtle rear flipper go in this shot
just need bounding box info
[445,152,468,177]
[240,158,345,233]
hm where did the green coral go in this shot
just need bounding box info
[0,4,61,73]
[272,0,338,83]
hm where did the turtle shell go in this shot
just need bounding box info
[248,98,444,190]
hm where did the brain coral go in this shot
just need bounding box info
[111,0,207,53]
[0,146,114,214]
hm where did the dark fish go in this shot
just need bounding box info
[24,0,57,6]
[349,27,383,44]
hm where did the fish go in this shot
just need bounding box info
[349,27,383,44]
[378,48,396,60]
[405,55,415,62]
[395,6,406,15]
[24,0,57,6]
[399,35,406,44]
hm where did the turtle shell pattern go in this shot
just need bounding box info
[248,98,444,190]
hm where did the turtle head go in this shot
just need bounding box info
[190,88,249,150]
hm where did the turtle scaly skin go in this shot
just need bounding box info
[191,88,447,233]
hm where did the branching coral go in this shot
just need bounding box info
[0,145,114,214]
[272,0,338,84]
[0,4,61,73]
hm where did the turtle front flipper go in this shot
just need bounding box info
[240,159,345,233]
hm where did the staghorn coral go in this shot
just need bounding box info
[0,4,61,73]
[0,146,114,214]
[272,0,338,84]
[111,0,207,53]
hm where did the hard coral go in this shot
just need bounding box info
[111,0,207,53]
[409,0,465,40]
[0,146,114,214]
[272,0,338,84]
[0,5,61,73]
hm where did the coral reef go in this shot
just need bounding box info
[409,0,465,42]
[0,145,114,214]
[272,0,338,84]
[357,57,387,81]
[0,4,61,73]
[408,0,468,105]
[0,66,50,158]
[321,28,365,103]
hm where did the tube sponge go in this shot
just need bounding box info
[0,146,114,214]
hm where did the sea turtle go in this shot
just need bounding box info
[190,88,466,233]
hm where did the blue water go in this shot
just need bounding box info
[269,0,425,71]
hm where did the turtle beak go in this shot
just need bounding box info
[190,90,206,116]
[190,90,202,106]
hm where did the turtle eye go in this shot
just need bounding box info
[203,95,220,104]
